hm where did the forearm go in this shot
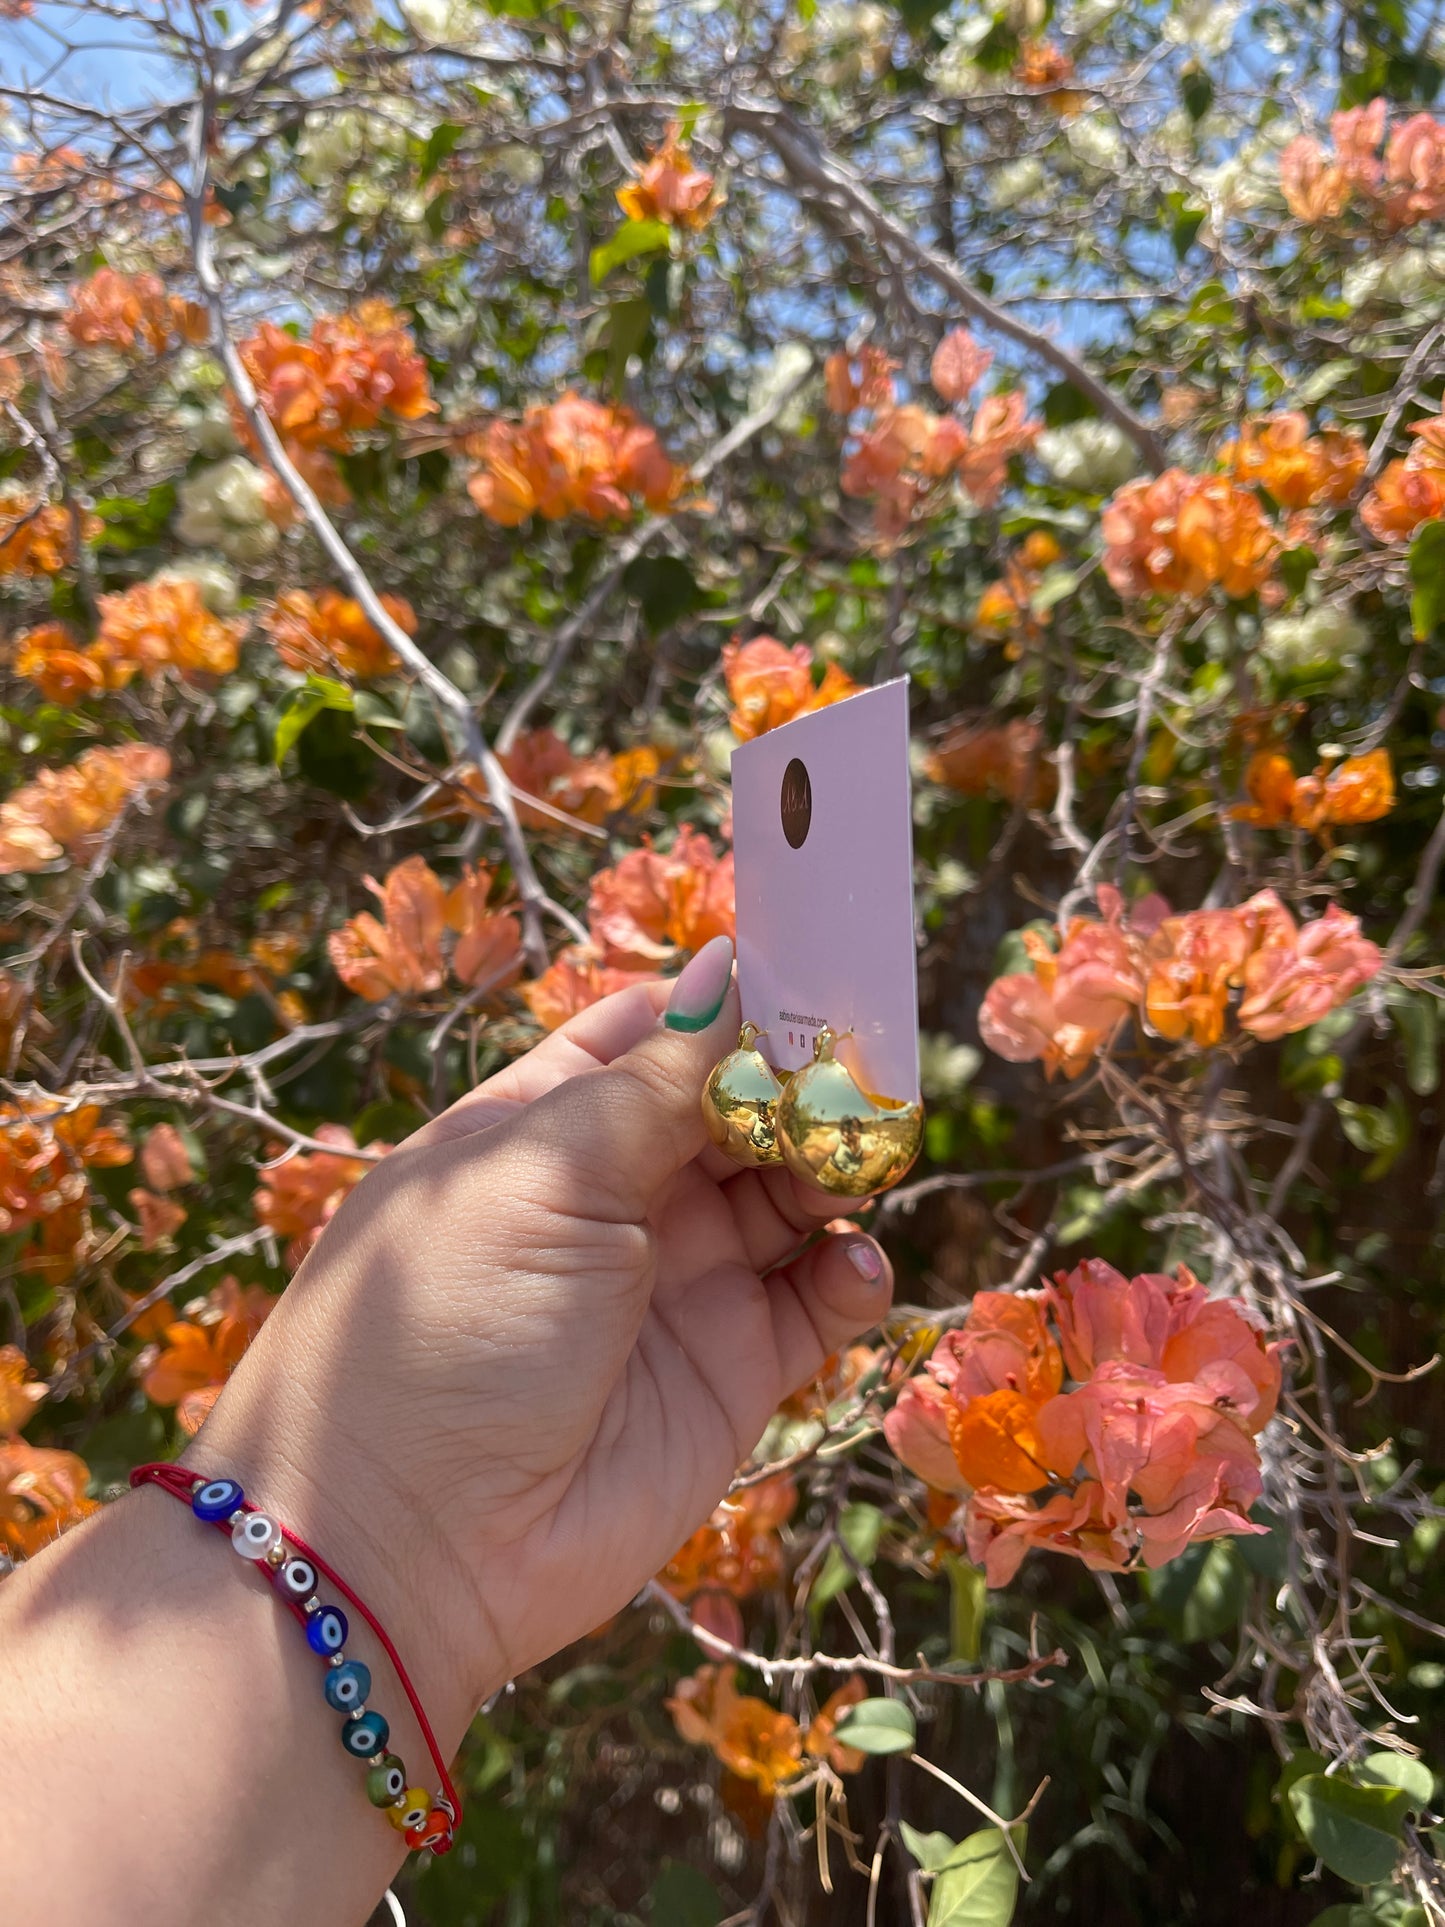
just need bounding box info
[0,1374,498,1927]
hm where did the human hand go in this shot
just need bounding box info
[191,936,894,1728]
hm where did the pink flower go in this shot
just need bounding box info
[1237,901,1382,1040]
[965,1482,1124,1586]
[978,970,1109,1081]
[1384,112,1445,226]
[884,1376,971,1495]
[1332,98,1387,191]
[931,327,993,403]
[1047,1259,1175,1379]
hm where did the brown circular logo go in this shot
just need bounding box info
[780,756,812,849]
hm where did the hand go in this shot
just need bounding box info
[192,937,894,1728]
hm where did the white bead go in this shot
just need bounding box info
[231,1512,282,1561]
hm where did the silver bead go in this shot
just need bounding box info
[302,1594,320,1614]
[227,1509,245,1526]
[328,1653,345,1667]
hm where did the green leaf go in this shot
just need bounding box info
[1387,984,1440,1096]
[928,1828,1022,1927]
[1297,359,1357,405]
[901,1822,960,1874]
[295,706,374,802]
[944,1551,987,1663]
[273,676,354,766]
[832,1697,916,1756]
[1144,1539,1245,1642]
[648,1860,723,1926]
[840,1500,883,1565]
[1357,1751,1435,1808]
[1180,63,1214,120]
[1288,1774,1410,1885]
[420,120,463,181]
[604,294,654,395]
[590,217,671,284]
[1408,521,1445,639]
[623,554,703,632]
[1334,1089,1411,1180]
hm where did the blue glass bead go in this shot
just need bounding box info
[306,1605,348,1656]
[342,1710,389,1758]
[191,1478,244,1523]
[323,1659,371,1712]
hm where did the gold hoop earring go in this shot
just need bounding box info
[701,1023,788,1166]
[774,1027,923,1197]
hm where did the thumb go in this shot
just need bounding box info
[528,936,740,1219]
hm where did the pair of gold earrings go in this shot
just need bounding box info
[701,1023,924,1197]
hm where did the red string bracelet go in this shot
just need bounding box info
[131,1461,461,1854]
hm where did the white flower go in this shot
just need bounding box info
[1164,0,1242,54]
[401,0,481,44]
[1064,0,1124,29]
[297,112,365,186]
[988,157,1047,210]
[1037,419,1138,493]
[1065,115,1124,174]
[153,558,241,616]
[919,1032,982,1103]
[176,456,276,565]
[1260,602,1367,675]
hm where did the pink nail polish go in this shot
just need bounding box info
[844,1237,884,1282]
[664,935,735,1033]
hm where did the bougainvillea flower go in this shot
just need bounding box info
[265,587,414,679]
[0,1345,46,1436]
[1226,412,1367,509]
[64,267,206,354]
[141,1123,192,1192]
[1048,1259,1176,1380]
[587,825,735,964]
[0,486,98,576]
[824,344,898,416]
[722,636,860,741]
[0,1440,98,1557]
[1383,112,1445,226]
[0,743,170,875]
[660,1473,797,1603]
[1014,38,1083,111]
[1143,909,1252,1047]
[804,1677,870,1775]
[253,1127,383,1268]
[617,124,722,229]
[466,391,684,525]
[142,1275,273,1435]
[1102,470,1278,600]
[923,717,1056,807]
[930,327,993,403]
[1242,747,1396,834]
[129,1187,188,1248]
[964,1482,1123,1585]
[92,577,247,684]
[518,951,658,1031]
[238,300,434,452]
[329,854,448,999]
[1361,458,1445,542]
[667,1664,806,1796]
[1236,899,1382,1039]
[1278,138,1352,221]
[11,623,106,704]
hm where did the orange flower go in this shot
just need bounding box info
[722,636,860,741]
[804,1677,870,1776]
[253,1127,383,1269]
[930,327,993,403]
[141,1123,192,1192]
[666,1665,806,1796]
[466,391,684,526]
[128,1187,188,1248]
[0,1439,97,1558]
[0,1345,46,1435]
[1235,748,1396,833]
[587,825,735,965]
[237,301,434,453]
[0,488,90,576]
[518,951,657,1031]
[1227,412,1367,510]
[1103,470,1278,599]
[661,1474,797,1603]
[1279,100,1385,219]
[824,345,898,415]
[1143,910,1251,1047]
[1384,112,1445,227]
[265,588,414,679]
[1015,39,1084,112]
[93,577,246,685]
[1362,453,1445,543]
[491,729,662,830]
[142,1276,272,1434]
[64,267,206,354]
[328,855,521,1002]
[11,623,105,704]
[923,717,1055,807]
[0,743,170,875]
[617,124,722,230]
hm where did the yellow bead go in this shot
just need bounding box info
[701,1023,787,1167]
[387,1788,432,1832]
[775,1028,923,1197]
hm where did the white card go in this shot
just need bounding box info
[731,677,920,1102]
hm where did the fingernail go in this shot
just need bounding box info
[844,1237,884,1283]
[664,935,734,1033]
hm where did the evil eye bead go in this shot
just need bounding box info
[366,1757,407,1807]
[323,1659,371,1712]
[407,1809,453,1852]
[342,1710,389,1758]
[232,1511,282,1561]
[191,1478,244,1523]
[387,1788,432,1832]
[305,1605,348,1656]
[277,1557,317,1600]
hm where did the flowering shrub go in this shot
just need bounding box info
[4,5,1445,1917]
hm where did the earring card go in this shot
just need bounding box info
[730,676,920,1102]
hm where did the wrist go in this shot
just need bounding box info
[181,1325,511,1741]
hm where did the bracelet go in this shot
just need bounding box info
[130,1462,460,1855]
